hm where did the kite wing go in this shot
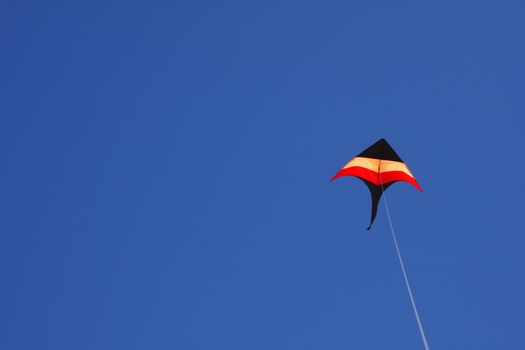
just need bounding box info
[331,138,422,230]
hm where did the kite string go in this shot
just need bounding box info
[379,169,430,350]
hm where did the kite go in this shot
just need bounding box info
[330,139,429,350]
[331,138,422,230]
[331,138,430,350]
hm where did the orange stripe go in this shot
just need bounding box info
[342,157,415,179]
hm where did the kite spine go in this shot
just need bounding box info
[381,187,430,350]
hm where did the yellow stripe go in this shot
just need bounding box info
[342,157,415,178]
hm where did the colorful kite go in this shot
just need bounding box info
[331,139,430,349]
[331,138,422,230]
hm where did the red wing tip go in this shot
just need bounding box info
[330,173,343,182]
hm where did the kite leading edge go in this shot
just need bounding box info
[331,138,422,230]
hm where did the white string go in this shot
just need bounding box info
[380,165,430,350]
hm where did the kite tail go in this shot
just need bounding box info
[362,180,391,231]
[367,193,381,231]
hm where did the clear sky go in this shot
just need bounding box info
[1,1,524,349]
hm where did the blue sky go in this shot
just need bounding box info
[1,1,524,349]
